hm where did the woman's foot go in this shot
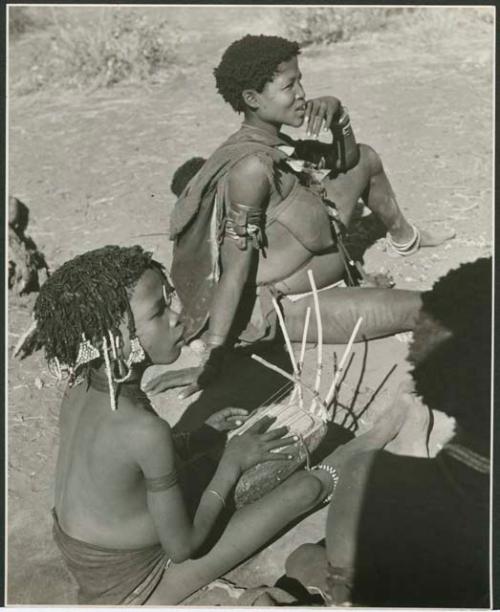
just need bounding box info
[387,224,455,257]
[418,226,456,247]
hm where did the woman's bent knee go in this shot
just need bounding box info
[358,143,383,175]
[284,471,325,510]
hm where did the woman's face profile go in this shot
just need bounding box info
[250,56,307,128]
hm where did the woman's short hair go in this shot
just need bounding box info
[214,34,300,112]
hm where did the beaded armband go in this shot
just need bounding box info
[224,202,264,250]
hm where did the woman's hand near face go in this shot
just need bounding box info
[305,96,342,138]
[222,415,300,474]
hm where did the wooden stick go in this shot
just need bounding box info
[289,306,312,406]
[325,317,363,408]
[272,297,299,377]
[307,270,324,420]
[307,271,323,395]
[252,354,299,387]
[271,297,303,408]
[252,354,356,420]
[298,306,311,372]
[251,354,325,407]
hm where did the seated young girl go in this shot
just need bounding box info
[31,244,339,605]
[152,34,453,398]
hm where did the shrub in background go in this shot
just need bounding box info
[9,6,49,40]
[49,10,181,88]
[282,6,493,47]
[281,7,411,46]
[10,8,183,93]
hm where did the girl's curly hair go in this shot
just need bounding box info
[33,245,163,369]
[214,34,300,112]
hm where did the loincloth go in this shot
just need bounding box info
[52,509,169,605]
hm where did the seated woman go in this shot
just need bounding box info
[150,34,453,398]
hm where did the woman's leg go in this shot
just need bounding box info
[282,285,422,344]
[146,470,325,605]
[284,384,415,601]
[323,451,376,606]
[324,143,454,246]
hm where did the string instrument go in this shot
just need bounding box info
[228,270,362,507]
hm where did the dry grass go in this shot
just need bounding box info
[282,6,494,46]
[9,7,185,94]
[10,6,493,95]
[8,6,49,40]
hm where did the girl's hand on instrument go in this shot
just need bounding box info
[206,407,250,432]
[305,96,342,139]
[223,415,300,473]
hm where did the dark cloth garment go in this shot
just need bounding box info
[347,450,490,608]
[52,509,168,605]
[170,125,336,342]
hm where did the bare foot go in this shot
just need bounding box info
[386,224,455,257]
[418,226,456,247]
[389,224,455,247]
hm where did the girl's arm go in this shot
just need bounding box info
[130,414,296,563]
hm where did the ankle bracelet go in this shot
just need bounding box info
[386,223,421,256]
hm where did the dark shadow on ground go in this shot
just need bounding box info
[175,342,294,431]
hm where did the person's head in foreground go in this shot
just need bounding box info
[214,34,307,130]
[33,245,183,407]
[408,256,492,454]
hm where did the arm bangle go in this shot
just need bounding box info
[309,463,339,504]
[207,489,226,508]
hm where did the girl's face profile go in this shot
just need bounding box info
[251,56,307,128]
[126,268,184,365]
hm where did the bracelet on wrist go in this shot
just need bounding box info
[207,488,226,508]
[309,463,339,503]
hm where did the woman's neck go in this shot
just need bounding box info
[243,112,281,137]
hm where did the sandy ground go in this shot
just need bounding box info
[7,7,493,605]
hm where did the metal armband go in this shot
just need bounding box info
[333,106,360,173]
[224,201,264,250]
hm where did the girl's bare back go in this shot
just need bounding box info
[54,383,160,549]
